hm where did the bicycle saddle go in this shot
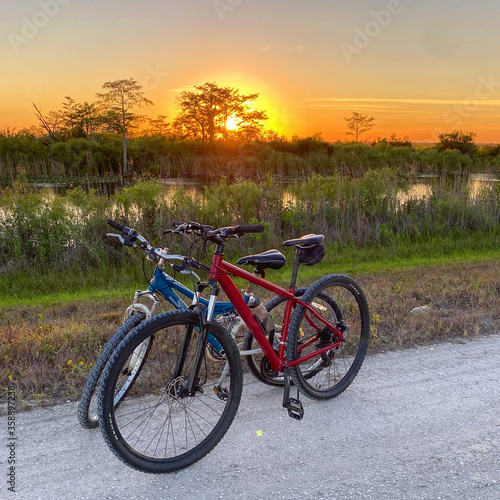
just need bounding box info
[236,249,286,270]
[282,234,324,247]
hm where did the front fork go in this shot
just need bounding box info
[124,291,160,372]
[178,279,221,397]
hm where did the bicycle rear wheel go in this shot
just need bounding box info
[243,288,338,386]
[98,310,243,473]
[286,274,369,400]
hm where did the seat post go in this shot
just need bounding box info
[289,247,301,290]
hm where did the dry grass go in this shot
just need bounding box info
[1,260,499,407]
[359,261,500,350]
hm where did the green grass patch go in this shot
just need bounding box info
[1,231,498,307]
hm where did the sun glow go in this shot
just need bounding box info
[226,116,239,130]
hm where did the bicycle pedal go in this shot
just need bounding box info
[213,385,228,401]
[286,398,304,420]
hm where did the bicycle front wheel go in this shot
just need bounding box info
[77,312,146,429]
[286,274,369,400]
[98,310,243,473]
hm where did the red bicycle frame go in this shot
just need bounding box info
[208,253,344,372]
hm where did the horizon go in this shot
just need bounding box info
[3,0,500,143]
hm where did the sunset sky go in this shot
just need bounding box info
[2,0,500,142]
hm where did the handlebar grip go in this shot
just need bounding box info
[236,224,265,234]
[107,218,135,236]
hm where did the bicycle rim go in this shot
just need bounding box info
[98,310,243,473]
[286,275,369,400]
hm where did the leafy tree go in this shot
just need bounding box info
[145,115,171,136]
[437,130,477,155]
[345,112,375,142]
[373,133,413,148]
[59,97,101,138]
[96,78,153,175]
[173,82,267,142]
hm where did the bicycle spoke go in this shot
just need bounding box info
[98,310,243,473]
[286,275,369,400]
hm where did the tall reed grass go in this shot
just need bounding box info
[1,171,498,299]
[2,131,500,181]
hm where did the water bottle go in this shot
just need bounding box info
[248,295,275,333]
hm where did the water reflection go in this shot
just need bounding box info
[468,173,500,198]
[397,173,499,204]
[398,183,433,205]
[3,172,499,208]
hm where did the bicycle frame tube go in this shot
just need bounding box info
[148,267,236,315]
[209,254,342,372]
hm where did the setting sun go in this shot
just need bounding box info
[226,116,239,131]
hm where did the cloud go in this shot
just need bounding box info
[300,97,500,110]
[261,45,305,52]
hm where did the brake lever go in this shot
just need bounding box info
[123,235,137,247]
[172,259,189,272]
[179,269,201,281]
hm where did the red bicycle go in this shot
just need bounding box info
[98,223,370,473]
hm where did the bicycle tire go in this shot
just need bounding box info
[98,309,243,474]
[243,288,341,386]
[286,274,369,400]
[77,312,146,429]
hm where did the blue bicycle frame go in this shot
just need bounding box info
[128,266,247,354]
[148,267,236,315]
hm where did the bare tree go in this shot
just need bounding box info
[97,79,153,176]
[32,102,60,141]
[345,112,375,142]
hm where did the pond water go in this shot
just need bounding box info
[398,173,500,204]
[8,172,500,206]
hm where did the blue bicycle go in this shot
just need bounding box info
[78,219,299,428]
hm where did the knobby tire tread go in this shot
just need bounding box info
[286,274,370,401]
[77,312,145,429]
[98,310,243,474]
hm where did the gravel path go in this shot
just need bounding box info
[5,335,500,500]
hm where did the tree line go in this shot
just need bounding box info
[2,78,499,181]
[30,79,270,176]
[33,79,269,141]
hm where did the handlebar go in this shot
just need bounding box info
[106,218,186,265]
[203,223,264,243]
[232,224,265,234]
[165,220,264,243]
[106,218,265,265]
[106,218,138,237]
[166,221,214,236]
